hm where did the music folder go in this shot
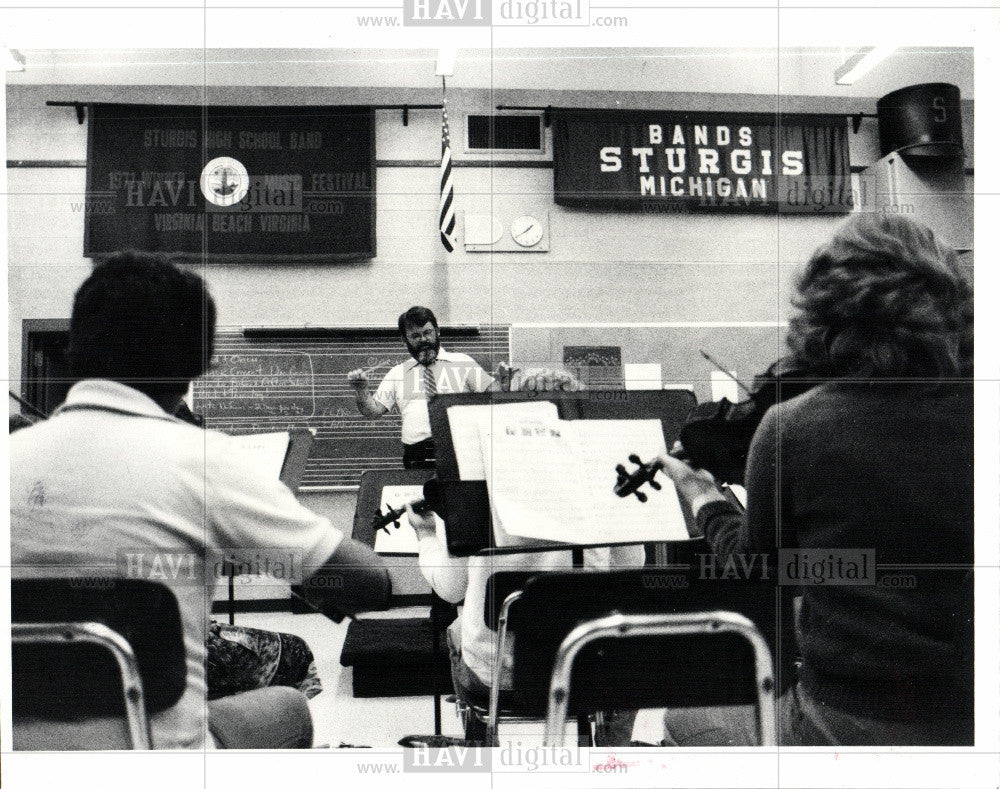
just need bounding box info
[279,428,315,493]
[429,393,567,556]
[480,415,688,545]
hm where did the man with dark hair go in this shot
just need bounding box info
[11,252,389,749]
[67,251,216,407]
[347,305,496,468]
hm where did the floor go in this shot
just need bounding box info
[236,609,551,748]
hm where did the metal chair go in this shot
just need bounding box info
[12,621,152,749]
[481,573,595,746]
[508,568,794,747]
[543,610,776,746]
[448,570,538,743]
[11,578,186,750]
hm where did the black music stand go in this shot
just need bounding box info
[349,469,456,744]
[423,389,700,743]
[352,468,436,553]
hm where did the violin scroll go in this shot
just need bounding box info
[370,504,406,534]
[614,454,665,503]
[369,478,441,534]
[370,499,433,534]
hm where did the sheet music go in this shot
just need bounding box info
[481,416,687,544]
[481,415,583,544]
[446,400,559,480]
[373,485,445,555]
[228,431,290,480]
[565,420,687,542]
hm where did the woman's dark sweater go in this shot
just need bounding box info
[696,380,974,727]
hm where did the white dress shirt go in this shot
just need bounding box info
[372,347,494,445]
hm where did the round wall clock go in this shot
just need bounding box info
[510,215,544,247]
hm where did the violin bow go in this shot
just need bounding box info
[699,349,753,397]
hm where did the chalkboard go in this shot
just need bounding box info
[192,326,510,487]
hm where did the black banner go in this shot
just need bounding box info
[553,109,852,213]
[85,104,376,259]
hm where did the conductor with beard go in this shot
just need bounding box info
[347,306,496,468]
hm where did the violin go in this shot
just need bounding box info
[371,478,441,534]
[676,353,815,484]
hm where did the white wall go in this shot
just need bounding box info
[10,82,973,387]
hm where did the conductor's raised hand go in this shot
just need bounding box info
[493,361,516,392]
[347,368,370,392]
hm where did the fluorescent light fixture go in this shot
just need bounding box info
[3,47,26,72]
[436,48,457,77]
[834,46,895,85]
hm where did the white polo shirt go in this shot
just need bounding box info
[372,347,494,445]
[10,380,344,749]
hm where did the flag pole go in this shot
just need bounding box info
[439,75,457,253]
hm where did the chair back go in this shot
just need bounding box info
[12,578,187,719]
[483,571,539,631]
[509,568,794,715]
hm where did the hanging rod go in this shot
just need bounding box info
[46,101,445,126]
[495,104,879,133]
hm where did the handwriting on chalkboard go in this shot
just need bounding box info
[320,406,358,418]
[197,351,317,418]
[192,328,510,487]
[363,356,394,370]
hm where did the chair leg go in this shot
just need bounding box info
[227,564,236,625]
[463,709,488,744]
[430,608,442,736]
[487,591,522,745]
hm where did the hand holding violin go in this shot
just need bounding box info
[404,502,438,540]
[615,449,726,537]
[654,451,720,503]
[678,353,815,484]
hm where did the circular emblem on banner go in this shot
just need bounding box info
[200,157,250,207]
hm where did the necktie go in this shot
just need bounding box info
[423,364,437,398]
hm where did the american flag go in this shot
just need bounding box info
[439,79,457,252]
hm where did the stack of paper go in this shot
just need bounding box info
[446,400,559,480]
